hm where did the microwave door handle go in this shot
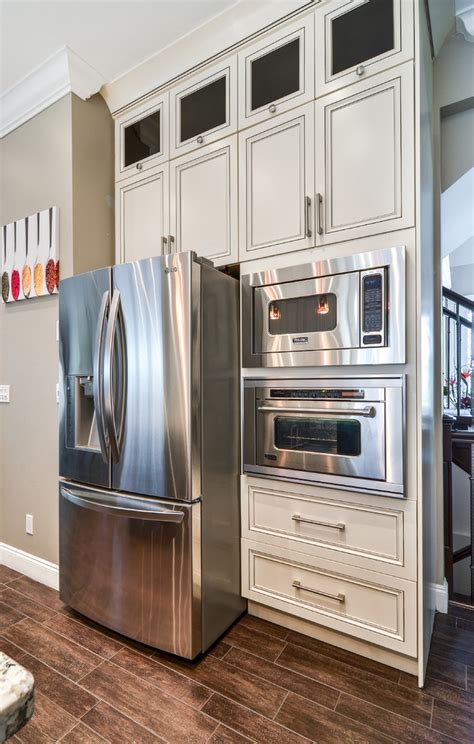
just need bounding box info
[61,487,184,523]
[257,405,376,418]
[103,290,126,464]
[93,291,110,463]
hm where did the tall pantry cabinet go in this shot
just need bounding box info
[109,0,438,686]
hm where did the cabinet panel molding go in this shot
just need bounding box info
[315,62,415,245]
[238,15,314,130]
[116,165,170,264]
[242,476,416,579]
[170,135,238,265]
[242,539,417,656]
[115,93,169,182]
[239,102,315,261]
[170,57,237,159]
[315,0,414,98]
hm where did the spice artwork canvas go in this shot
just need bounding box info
[1,207,59,303]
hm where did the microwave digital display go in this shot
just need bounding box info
[268,293,337,336]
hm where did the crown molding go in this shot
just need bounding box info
[0,46,105,138]
[456,0,474,41]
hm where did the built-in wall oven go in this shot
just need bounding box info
[244,378,404,496]
[242,246,405,368]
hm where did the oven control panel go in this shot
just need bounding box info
[361,270,386,347]
[269,389,365,400]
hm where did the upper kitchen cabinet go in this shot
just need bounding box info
[239,103,314,262]
[315,0,414,98]
[170,136,238,266]
[238,16,314,129]
[115,164,169,263]
[170,58,237,158]
[315,62,414,246]
[115,94,169,181]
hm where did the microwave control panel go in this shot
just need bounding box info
[361,270,386,347]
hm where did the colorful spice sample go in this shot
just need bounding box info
[22,265,31,297]
[45,258,56,294]
[34,263,43,296]
[1,272,9,302]
[11,269,20,300]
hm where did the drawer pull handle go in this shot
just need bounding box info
[292,579,345,603]
[292,514,345,531]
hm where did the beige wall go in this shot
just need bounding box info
[0,93,113,563]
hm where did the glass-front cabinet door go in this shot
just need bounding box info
[170,58,237,158]
[315,0,413,97]
[239,16,314,129]
[116,94,169,181]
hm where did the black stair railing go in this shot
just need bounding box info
[442,287,473,427]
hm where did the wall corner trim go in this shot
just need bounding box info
[0,543,59,591]
[0,45,105,138]
[429,578,449,613]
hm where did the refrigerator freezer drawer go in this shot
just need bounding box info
[59,482,201,658]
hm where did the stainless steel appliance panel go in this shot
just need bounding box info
[59,481,201,658]
[244,377,405,496]
[59,268,112,488]
[242,245,405,367]
[111,253,201,500]
[254,271,360,354]
[256,396,385,481]
[200,264,246,649]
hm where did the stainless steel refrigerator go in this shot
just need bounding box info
[58,251,245,659]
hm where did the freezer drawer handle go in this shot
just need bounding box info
[61,487,185,523]
[292,514,345,530]
[93,291,110,463]
[292,579,345,603]
[257,405,376,418]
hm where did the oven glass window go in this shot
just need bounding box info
[268,293,337,335]
[274,417,361,456]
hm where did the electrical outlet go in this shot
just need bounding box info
[0,385,10,403]
[26,514,34,535]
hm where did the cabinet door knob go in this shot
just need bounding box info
[356,65,365,76]
[197,135,204,144]
[136,162,143,170]
[268,104,277,114]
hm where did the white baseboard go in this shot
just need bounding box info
[0,543,59,590]
[429,578,449,614]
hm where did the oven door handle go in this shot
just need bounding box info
[257,405,376,418]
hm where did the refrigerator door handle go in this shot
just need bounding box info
[93,291,110,463]
[103,290,127,464]
[61,487,185,523]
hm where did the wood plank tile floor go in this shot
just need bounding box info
[1,567,473,743]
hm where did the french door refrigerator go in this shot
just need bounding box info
[58,251,245,659]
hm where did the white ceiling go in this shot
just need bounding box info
[0,0,237,96]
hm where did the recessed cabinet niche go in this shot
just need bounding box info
[170,59,237,158]
[315,62,415,245]
[238,16,314,129]
[239,103,314,261]
[315,0,413,97]
[115,94,169,181]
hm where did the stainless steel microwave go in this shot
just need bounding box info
[244,377,405,496]
[242,246,405,368]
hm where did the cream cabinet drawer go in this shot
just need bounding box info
[242,478,416,580]
[242,540,417,656]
